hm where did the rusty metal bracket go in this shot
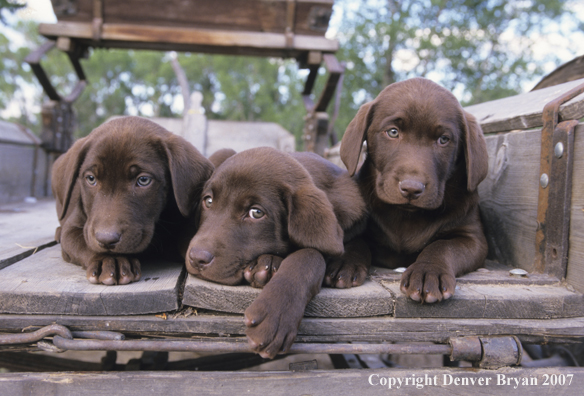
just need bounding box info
[535,81,584,278]
[301,53,345,155]
[25,40,88,103]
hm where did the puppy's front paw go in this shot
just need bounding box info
[399,262,455,303]
[86,255,142,285]
[244,289,303,359]
[324,256,368,288]
[243,255,283,288]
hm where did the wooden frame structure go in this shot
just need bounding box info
[27,0,343,155]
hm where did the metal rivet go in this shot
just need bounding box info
[554,142,564,158]
[393,267,406,273]
[540,173,549,188]
[509,268,528,277]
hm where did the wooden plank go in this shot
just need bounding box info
[3,313,584,344]
[2,367,583,396]
[478,130,542,272]
[381,281,584,319]
[370,261,560,286]
[465,78,584,134]
[52,0,334,36]
[532,55,584,91]
[0,199,59,270]
[0,245,183,316]
[567,124,584,292]
[183,276,393,318]
[38,21,339,57]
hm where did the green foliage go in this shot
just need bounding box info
[1,1,581,145]
[0,21,38,127]
[0,0,25,25]
[331,0,577,139]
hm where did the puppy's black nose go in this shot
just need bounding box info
[95,231,121,249]
[399,180,425,199]
[189,248,214,268]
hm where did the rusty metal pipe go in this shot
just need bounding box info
[0,324,72,345]
[51,336,452,355]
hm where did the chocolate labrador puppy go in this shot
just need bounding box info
[186,147,368,358]
[52,116,213,285]
[340,77,489,303]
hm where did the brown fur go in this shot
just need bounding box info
[52,116,213,285]
[185,147,368,357]
[340,78,489,303]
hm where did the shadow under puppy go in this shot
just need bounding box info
[186,147,369,358]
[52,116,213,285]
[340,77,489,303]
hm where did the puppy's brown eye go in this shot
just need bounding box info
[386,128,399,138]
[203,196,213,208]
[249,208,264,219]
[438,135,450,145]
[85,175,97,186]
[137,176,152,187]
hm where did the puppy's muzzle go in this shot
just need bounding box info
[399,179,425,200]
[189,247,215,270]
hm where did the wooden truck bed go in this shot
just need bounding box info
[2,79,584,395]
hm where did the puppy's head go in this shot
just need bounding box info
[185,147,344,285]
[52,116,213,254]
[340,78,488,209]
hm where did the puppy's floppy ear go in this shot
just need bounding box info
[208,148,236,168]
[287,184,344,257]
[51,136,92,221]
[340,101,374,176]
[462,111,489,191]
[164,134,214,217]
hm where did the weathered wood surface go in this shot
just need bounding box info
[465,78,584,134]
[38,21,339,58]
[0,245,183,316]
[371,261,560,286]
[532,55,584,91]
[0,199,58,270]
[567,124,584,293]
[1,197,582,319]
[51,0,334,36]
[478,129,542,272]
[381,281,584,319]
[3,314,584,345]
[477,123,584,293]
[2,367,583,396]
[183,276,393,318]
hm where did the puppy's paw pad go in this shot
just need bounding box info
[86,255,141,286]
[400,263,455,304]
[325,258,368,289]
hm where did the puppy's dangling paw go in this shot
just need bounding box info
[244,255,283,288]
[399,262,456,303]
[244,290,298,359]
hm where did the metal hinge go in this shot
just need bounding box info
[535,81,584,278]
